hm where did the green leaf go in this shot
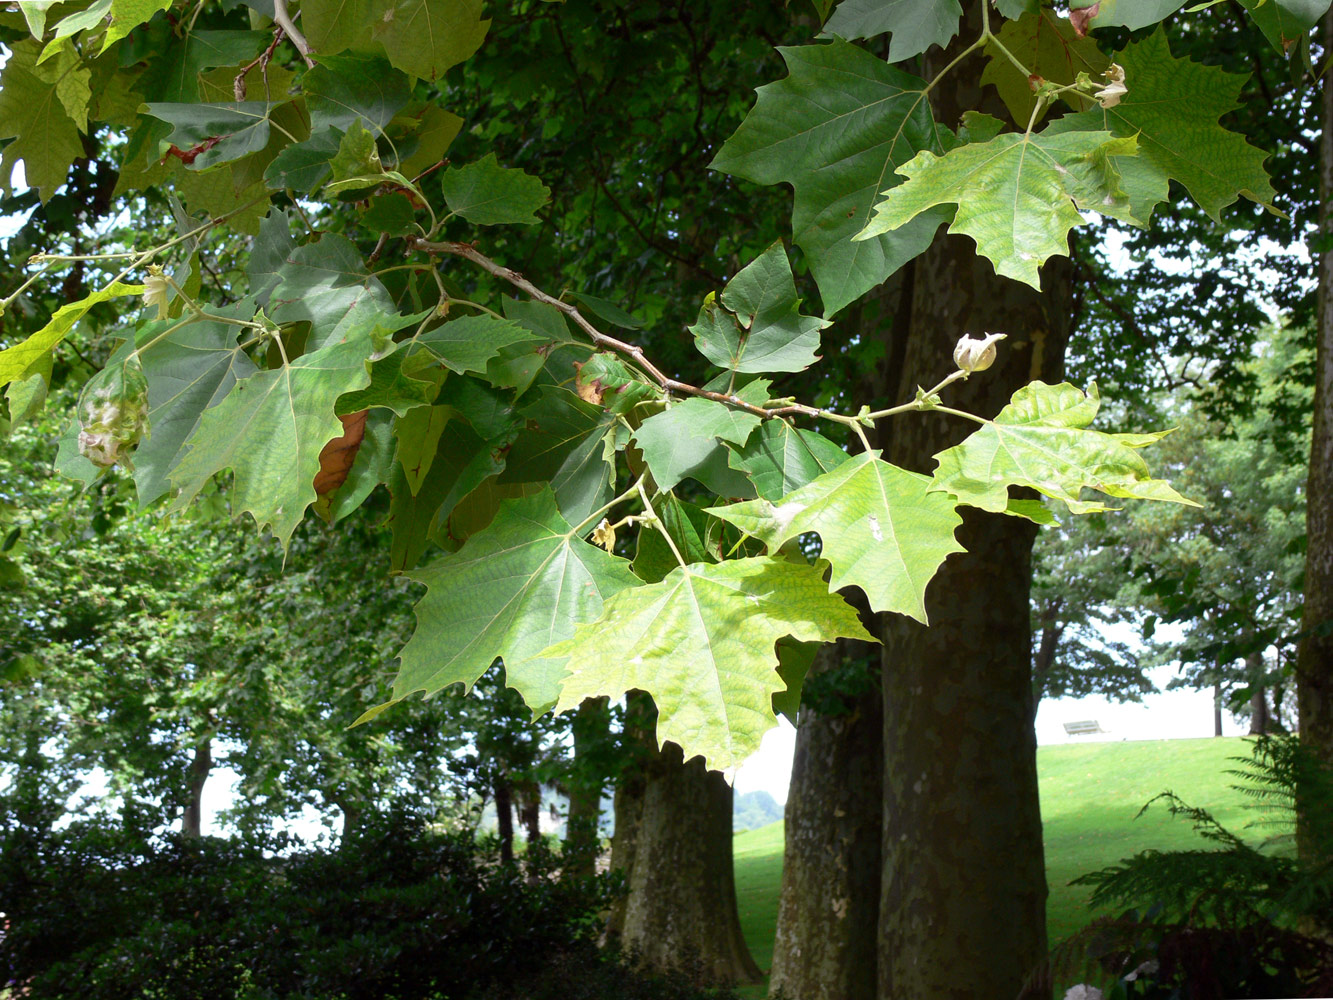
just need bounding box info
[568,292,644,330]
[1238,0,1328,52]
[1083,0,1190,31]
[632,494,716,584]
[441,153,550,226]
[0,281,145,388]
[499,386,618,523]
[303,0,373,56]
[336,347,441,416]
[773,637,820,724]
[369,0,490,81]
[0,39,83,202]
[706,452,965,622]
[710,41,950,316]
[316,408,396,523]
[327,117,383,188]
[632,398,761,492]
[690,243,830,374]
[103,0,173,51]
[415,314,544,375]
[132,303,261,506]
[360,192,419,234]
[857,127,1138,288]
[1042,29,1279,224]
[304,55,412,134]
[167,337,374,548]
[929,381,1199,515]
[727,420,850,501]
[980,9,1109,126]
[396,104,463,178]
[822,0,962,62]
[31,38,92,131]
[547,557,873,771]
[374,488,639,719]
[394,404,452,495]
[264,129,343,192]
[143,101,280,170]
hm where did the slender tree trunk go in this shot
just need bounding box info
[181,737,212,839]
[876,219,1072,997]
[494,777,515,864]
[606,694,760,985]
[338,798,363,840]
[516,778,542,846]
[1250,685,1271,735]
[1215,682,1225,737]
[565,696,609,877]
[1299,8,1333,861]
[1032,605,1064,721]
[770,639,882,1000]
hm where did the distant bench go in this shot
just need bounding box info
[1063,720,1106,736]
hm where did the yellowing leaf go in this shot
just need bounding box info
[103,0,173,51]
[857,128,1138,288]
[929,381,1200,515]
[707,452,964,622]
[548,557,873,772]
[0,281,146,388]
[980,9,1108,126]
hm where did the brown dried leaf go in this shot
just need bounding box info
[313,409,368,495]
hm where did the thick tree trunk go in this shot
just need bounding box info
[494,777,515,864]
[1299,8,1333,860]
[877,227,1072,996]
[181,737,212,839]
[770,639,882,1000]
[565,696,610,876]
[605,695,760,985]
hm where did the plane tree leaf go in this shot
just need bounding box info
[706,452,965,622]
[142,101,282,170]
[415,314,544,374]
[980,9,1108,126]
[632,397,762,492]
[1042,29,1279,225]
[166,337,374,548]
[370,0,491,81]
[728,420,850,501]
[372,488,640,719]
[1079,0,1190,31]
[0,281,145,388]
[546,556,873,772]
[857,127,1138,288]
[822,0,963,62]
[1237,0,1329,52]
[690,243,829,374]
[103,0,174,51]
[441,153,550,226]
[710,41,950,317]
[929,381,1200,515]
[0,40,83,202]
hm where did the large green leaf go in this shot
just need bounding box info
[546,557,873,771]
[303,0,373,56]
[727,420,850,501]
[1080,0,1190,31]
[371,489,639,718]
[857,128,1138,288]
[0,281,145,388]
[440,153,550,226]
[132,304,261,506]
[303,55,412,134]
[706,452,965,622]
[690,243,829,374]
[1238,0,1329,52]
[980,9,1108,126]
[415,314,544,374]
[929,381,1199,515]
[822,0,962,62]
[143,101,281,170]
[102,0,173,51]
[0,40,83,202]
[1042,30,1279,224]
[499,386,619,523]
[167,337,373,547]
[369,0,490,81]
[710,41,949,317]
[31,38,92,132]
[632,397,762,492]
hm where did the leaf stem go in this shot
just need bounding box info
[635,480,688,571]
[573,474,647,537]
[865,369,968,419]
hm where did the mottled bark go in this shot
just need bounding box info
[770,640,882,1000]
[494,778,515,864]
[877,226,1072,996]
[606,696,759,985]
[565,696,610,877]
[1299,8,1333,861]
[181,737,212,840]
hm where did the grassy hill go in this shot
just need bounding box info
[732,736,1277,984]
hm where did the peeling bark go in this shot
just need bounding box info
[769,639,882,1000]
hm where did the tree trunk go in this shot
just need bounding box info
[565,696,610,877]
[181,737,212,839]
[1215,682,1225,737]
[494,777,515,864]
[1250,685,1271,735]
[876,221,1072,997]
[1299,7,1333,861]
[1032,607,1064,721]
[516,777,542,846]
[605,695,760,985]
[770,639,882,1000]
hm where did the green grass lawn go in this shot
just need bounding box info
[731,735,1277,989]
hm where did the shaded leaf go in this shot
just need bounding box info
[727,420,850,501]
[632,397,761,492]
[980,9,1108,126]
[499,386,618,523]
[415,313,544,375]
[0,40,83,201]
[441,153,550,225]
[822,0,962,62]
[370,0,490,81]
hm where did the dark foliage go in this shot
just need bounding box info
[0,805,737,1000]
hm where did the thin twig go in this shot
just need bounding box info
[272,0,315,68]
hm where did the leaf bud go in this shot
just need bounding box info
[142,265,170,320]
[952,332,1006,374]
[1094,64,1127,109]
[77,355,150,468]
